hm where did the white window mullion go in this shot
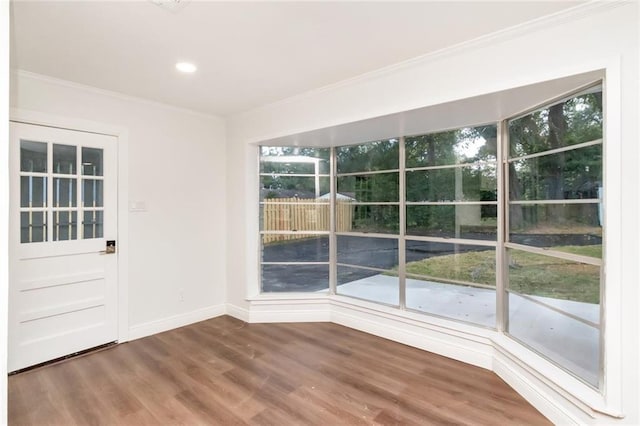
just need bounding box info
[398,136,406,310]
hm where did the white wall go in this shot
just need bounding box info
[10,72,227,338]
[1,0,10,423]
[226,2,639,424]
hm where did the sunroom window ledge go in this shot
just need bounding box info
[246,292,330,303]
[330,293,496,341]
[492,333,623,420]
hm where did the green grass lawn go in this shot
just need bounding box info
[405,245,601,304]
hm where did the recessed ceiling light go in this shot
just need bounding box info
[176,62,197,73]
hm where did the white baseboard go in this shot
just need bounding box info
[225,303,250,322]
[331,304,494,370]
[492,351,583,425]
[247,299,331,323]
[128,304,226,340]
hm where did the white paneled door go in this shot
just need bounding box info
[8,122,118,372]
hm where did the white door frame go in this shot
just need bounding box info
[9,107,129,344]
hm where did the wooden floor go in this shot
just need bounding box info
[9,316,551,425]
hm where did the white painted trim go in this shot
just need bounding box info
[248,298,331,323]
[225,303,250,322]
[128,304,226,341]
[12,70,220,121]
[8,108,131,346]
[0,0,10,422]
[492,350,584,425]
[233,1,624,132]
[331,302,494,370]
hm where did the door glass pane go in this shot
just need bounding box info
[20,140,47,173]
[20,176,47,208]
[53,178,77,208]
[53,144,77,174]
[53,211,77,241]
[20,211,47,243]
[83,210,104,239]
[82,147,104,176]
[83,179,104,207]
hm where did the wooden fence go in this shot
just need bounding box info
[262,198,353,243]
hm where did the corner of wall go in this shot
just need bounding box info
[128,304,226,341]
[1,0,10,422]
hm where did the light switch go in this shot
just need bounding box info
[130,201,147,212]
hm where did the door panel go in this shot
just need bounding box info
[9,122,118,372]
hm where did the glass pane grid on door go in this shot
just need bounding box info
[19,139,105,243]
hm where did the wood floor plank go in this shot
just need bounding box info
[8,316,551,425]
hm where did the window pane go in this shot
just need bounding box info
[405,240,496,327]
[509,145,602,201]
[509,203,602,256]
[336,139,399,173]
[337,265,399,306]
[53,178,77,208]
[53,211,77,241]
[406,242,496,287]
[261,264,329,292]
[407,278,495,327]
[508,292,599,387]
[337,173,399,202]
[406,164,496,202]
[20,140,47,173]
[260,201,330,232]
[53,144,76,174]
[350,205,399,234]
[260,176,330,199]
[20,176,47,208]
[405,125,497,168]
[336,200,355,232]
[509,88,603,158]
[82,147,103,176]
[83,210,104,239]
[21,211,47,243]
[262,235,329,262]
[260,147,330,174]
[82,179,104,207]
[406,205,497,240]
[337,236,398,270]
[507,249,600,303]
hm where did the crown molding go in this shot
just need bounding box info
[11,69,223,122]
[236,0,628,119]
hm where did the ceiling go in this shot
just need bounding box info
[10,1,584,117]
